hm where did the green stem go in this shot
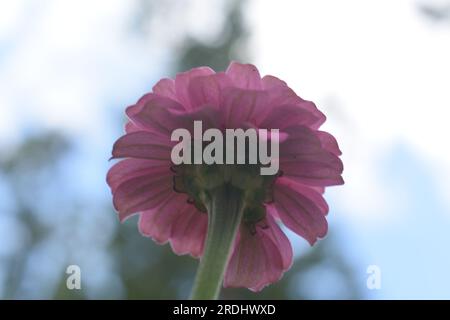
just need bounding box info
[190,185,245,300]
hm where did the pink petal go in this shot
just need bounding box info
[261,75,287,89]
[224,215,292,292]
[265,203,280,220]
[138,194,208,258]
[176,105,221,132]
[125,101,159,133]
[280,153,344,187]
[262,75,307,105]
[138,192,188,243]
[107,158,169,191]
[175,67,216,110]
[134,92,156,106]
[124,93,178,134]
[261,75,326,129]
[258,103,324,130]
[187,72,231,109]
[273,177,329,245]
[126,96,186,135]
[169,204,208,258]
[111,131,173,161]
[124,121,140,133]
[316,131,342,156]
[125,92,158,119]
[127,95,221,137]
[260,213,293,270]
[311,186,325,194]
[279,126,344,187]
[279,125,323,156]
[226,62,262,90]
[112,166,173,219]
[221,87,269,128]
[152,78,177,101]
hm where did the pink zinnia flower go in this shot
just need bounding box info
[107,62,343,292]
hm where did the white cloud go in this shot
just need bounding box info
[249,0,450,222]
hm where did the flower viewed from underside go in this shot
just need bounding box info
[107,62,344,292]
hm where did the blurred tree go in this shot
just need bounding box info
[418,1,450,22]
[176,0,249,71]
[0,133,69,298]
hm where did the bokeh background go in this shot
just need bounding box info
[1,0,450,299]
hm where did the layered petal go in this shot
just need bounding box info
[258,103,324,130]
[107,158,168,191]
[111,165,173,221]
[169,204,208,257]
[222,87,269,128]
[273,177,329,245]
[127,95,221,137]
[123,93,159,133]
[279,125,344,187]
[279,125,323,156]
[226,62,262,90]
[280,153,344,187]
[316,131,342,156]
[175,66,216,110]
[111,131,174,161]
[124,121,140,133]
[261,75,326,129]
[187,72,231,109]
[260,213,293,271]
[126,96,186,135]
[138,192,187,243]
[224,214,292,291]
[152,78,177,101]
[261,75,287,89]
[138,193,208,258]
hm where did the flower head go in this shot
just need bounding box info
[107,62,343,292]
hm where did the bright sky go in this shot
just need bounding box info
[249,0,450,222]
[248,0,450,298]
[1,0,450,298]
